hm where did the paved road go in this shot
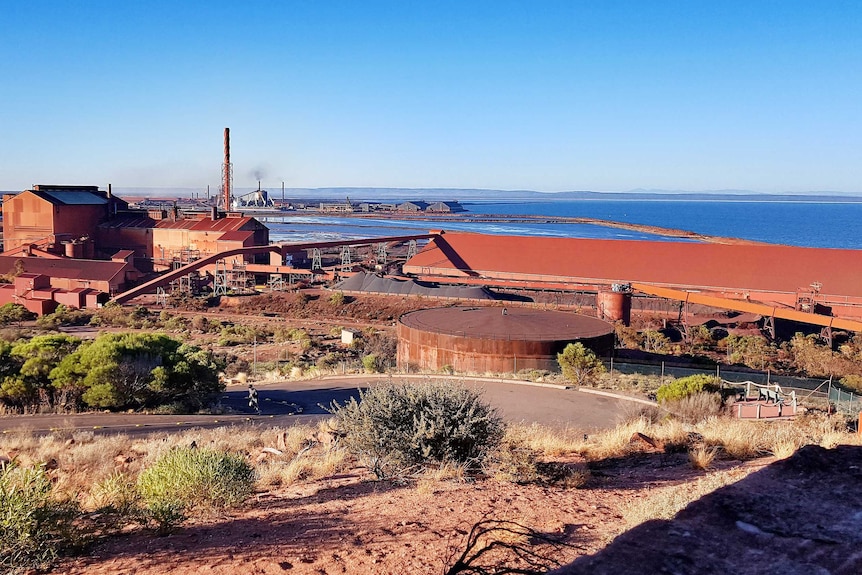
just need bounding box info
[0,376,636,437]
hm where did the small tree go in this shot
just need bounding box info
[642,330,671,354]
[329,291,346,306]
[557,343,606,386]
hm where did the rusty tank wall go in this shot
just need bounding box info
[397,308,615,374]
[597,290,632,325]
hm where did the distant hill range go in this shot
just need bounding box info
[3,187,861,203]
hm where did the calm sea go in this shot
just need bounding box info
[263,200,862,249]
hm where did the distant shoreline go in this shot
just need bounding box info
[262,210,761,246]
[6,187,858,203]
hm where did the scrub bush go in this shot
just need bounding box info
[328,381,504,479]
[1,463,80,574]
[137,448,255,532]
[656,374,721,403]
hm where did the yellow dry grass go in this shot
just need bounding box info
[688,446,718,470]
[621,467,750,528]
[4,409,862,515]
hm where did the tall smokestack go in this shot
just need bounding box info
[106,183,116,218]
[223,127,231,211]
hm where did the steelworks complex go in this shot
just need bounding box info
[2,183,862,373]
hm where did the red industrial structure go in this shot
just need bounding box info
[1,185,128,256]
[403,232,862,330]
[397,306,615,373]
[0,181,270,312]
[222,127,232,211]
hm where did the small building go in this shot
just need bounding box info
[0,254,139,294]
[0,272,110,314]
[427,201,465,213]
[97,211,270,270]
[397,201,430,212]
[319,201,354,213]
[341,328,361,346]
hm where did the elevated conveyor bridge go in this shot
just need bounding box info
[631,283,862,338]
[111,233,438,305]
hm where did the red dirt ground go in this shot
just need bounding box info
[54,454,765,575]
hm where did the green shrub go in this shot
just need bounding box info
[0,303,37,326]
[656,374,721,403]
[329,291,346,306]
[328,381,504,479]
[91,471,140,516]
[361,353,383,373]
[557,342,606,385]
[218,324,270,346]
[316,353,341,370]
[137,448,255,532]
[0,463,80,574]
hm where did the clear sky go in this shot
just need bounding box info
[1,1,860,194]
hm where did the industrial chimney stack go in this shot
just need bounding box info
[223,127,231,212]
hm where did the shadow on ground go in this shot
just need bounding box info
[550,445,862,575]
[221,387,363,416]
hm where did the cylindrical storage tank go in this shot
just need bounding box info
[597,290,631,325]
[64,241,84,259]
[397,306,614,374]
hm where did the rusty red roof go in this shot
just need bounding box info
[217,230,255,242]
[98,214,265,232]
[400,306,614,340]
[0,256,129,283]
[404,232,862,299]
[154,216,262,232]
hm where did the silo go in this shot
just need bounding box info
[597,289,632,325]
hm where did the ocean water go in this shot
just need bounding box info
[262,200,862,249]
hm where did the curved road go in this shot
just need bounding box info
[0,376,639,437]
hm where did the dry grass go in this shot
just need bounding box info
[688,446,718,470]
[415,461,470,494]
[576,417,688,461]
[502,423,582,457]
[4,409,862,518]
[257,449,350,488]
[621,467,749,528]
[2,422,354,511]
[577,411,862,464]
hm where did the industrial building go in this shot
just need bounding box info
[97,208,269,271]
[1,185,128,256]
[403,232,862,325]
[0,183,271,311]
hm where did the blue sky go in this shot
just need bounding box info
[1,1,860,193]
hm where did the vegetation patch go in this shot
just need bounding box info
[328,380,504,479]
[0,462,80,574]
[655,374,721,403]
[137,447,255,532]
